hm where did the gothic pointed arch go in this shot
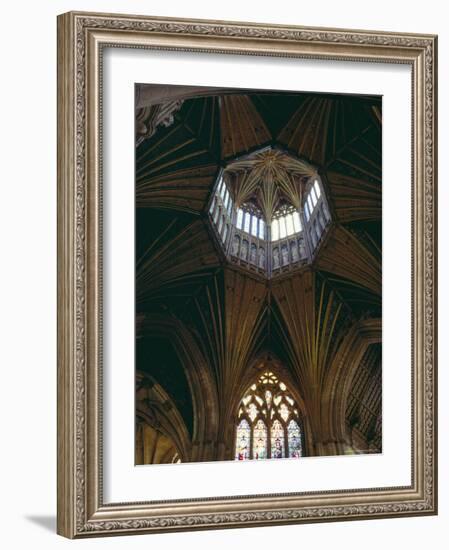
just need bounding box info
[136,372,191,463]
[137,314,220,461]
[234,370,305,460]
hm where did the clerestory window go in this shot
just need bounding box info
[207,150,331,276]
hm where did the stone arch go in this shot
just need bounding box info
[136,372,191,463]
[321,318,382,453]
[138,314,220,461]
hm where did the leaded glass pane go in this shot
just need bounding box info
[227,196,233,216]
[247,402,258,421]
[292,211,301,232]
[285,214,294,236]
[279,216,287,239]
[236,372,303,461]
[279,403,290,421]
[270,420,285,458]
[224,188,230,209]
[314,179,321,198]
[253,420,268,459]
[251,216,258,237]
[235,419,251,460]
[209,197,216,214]
[236,208,244,229]
[288,420,302,458]
[272,219,279,241]
[244,213,251,233]
[311,186,318,206]
[265,390,272,408]
[258,218,265,239]
[219,177,225,198]
[307,194,313,214]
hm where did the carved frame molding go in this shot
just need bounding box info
[57,11,437,538]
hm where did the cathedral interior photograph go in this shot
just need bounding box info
[135,84,382,465]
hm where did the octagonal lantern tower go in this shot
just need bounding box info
[207,146,331,279]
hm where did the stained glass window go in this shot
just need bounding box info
[253,420,268,459]
[265,390,272,408]
[247,402,258,422]
[235,419,251,460]
[288,420,302,458]
[234,371,303,460]
[279,403,290,421]
[210,170,329,274]
[271,420,285,458]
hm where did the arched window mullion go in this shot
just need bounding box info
[250,422,254,459]
[235,370,304,461]
[235,417,251,460]
[284,424,289,458]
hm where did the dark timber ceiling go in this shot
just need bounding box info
[135,85,382,449]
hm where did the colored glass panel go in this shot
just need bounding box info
[235,419,251,460]
[288,420,302,458]
[253,420,268,459]
[270,420,285,458]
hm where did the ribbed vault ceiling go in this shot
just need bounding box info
[136,85,382,450]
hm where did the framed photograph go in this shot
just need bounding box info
[57,11,438,538]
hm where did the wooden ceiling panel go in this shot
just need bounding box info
[136,164,218,214]
[136,220,220,305]
[327,170,381,223]
[220,95,272,159]
[315,225,381,295]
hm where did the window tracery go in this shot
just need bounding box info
[235,371,303,460]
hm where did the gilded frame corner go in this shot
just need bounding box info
[57,10,438,538]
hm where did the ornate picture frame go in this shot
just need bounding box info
[57,11,437,538]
